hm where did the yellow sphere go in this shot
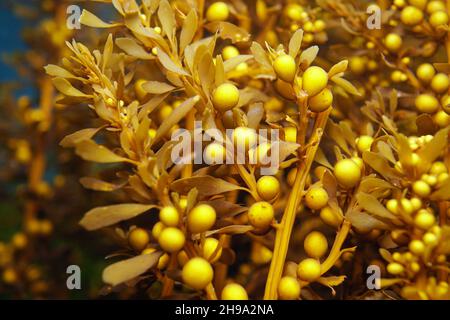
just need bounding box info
[188,204,217,233]
[177,250,189,267]
[256,176,280,201]
[204,142,226,165]
[386,199,398,214]
[284,3,304,21]
[273,54,297,82]
[415,93,440,114]
[128,228,150,251]
[431,73,450,93]
[384,33,402,52]
[159,206,180,227]
[182,257,214,290]
[355,135,374,153]
[12,233,28,249]
[412,180,431,197]
[304,231,328,259]
[308,88,333,112]
[202,237,223,263]
[233,127,257,153]
[222,45,239,60]
[206,2,229,22]
[248,201,275,229]
[349,56,366,75]
[302,66,328,96]
[221,283,248,300]
[430,11,449,27]
[409,239,425,255]
[400,6,424,25]
[278,276,300,300]
[334,159,362,188]
[2,268,18,285]
[319,206,343,228]
[212,83,240,112]
[297,258,321,282]
[417,63,436,83]
[152,221,165,240]
[305,187,329,211]
[387,262,404,275]
[427,1,446,14]
[409,0,427,9]
[430,161,447,175]
[158,227,185,252]
[414,209,436,230]
[434,111,450,127]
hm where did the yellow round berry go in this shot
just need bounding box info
[134,79,148,100]
[349,56,366,75]
[423,232,439,246]
[302,66,328,96]
[188,204,217,234]
[430,161,447,175]
[412,180,431,197]
[273,54,297,82]
[334,158,362,188]
[386,199,398,214]
[431,73,450,93]
[417,64,436,83]
[409,239,425,255]
[414,209,436,230]
[158,227,185,252]
[387,262,404,275]
[206,2,229,22]
[415,94,439,113]
[278,276,300,300]
[182,257,214,290]
[305,187,329,211]
[233,126,257,150]
[222,45,239,60]
[248,201,275,229]
[401,6,424,25]
[158,104,173,122]
[434,111,450,127]
[319,206,343,228]
[256,176,280,201]
[308,88,333,112]
[159,206,180,227]
[409,0,427,9]
[204,142,226,165]
[284,3,304,21]
[2,268,18,285]
[221,283,248,300]
[264,97,283,112]
[384,33,402,52]
[297,258,321,282]
[427,1,446,13]
[12,233,27,249]
[202,237,222,263]
[314,20,326,32]
[304,231,328,259]
[152,221,165,240]
[212,83,240,112]
[430,11,449,27]
[411,197,422,211]
[128,228,150,252]
[355,135,374,153]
